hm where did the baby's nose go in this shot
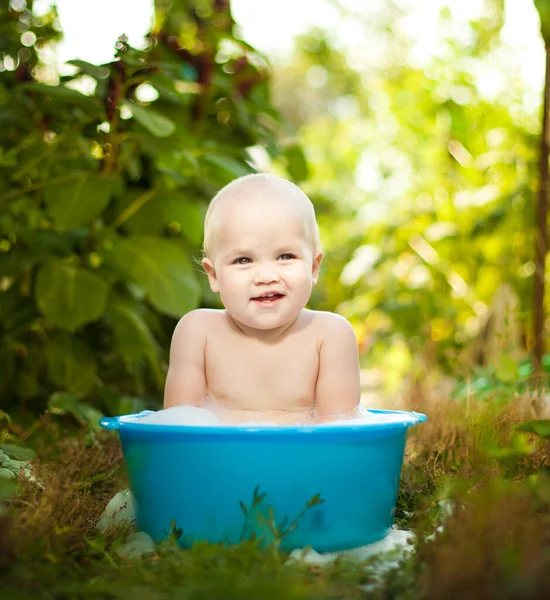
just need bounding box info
[253,265,280,284]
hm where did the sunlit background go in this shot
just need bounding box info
[3,0,548,400]
[35,0,542,100]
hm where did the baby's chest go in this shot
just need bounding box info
[205,337,320,397]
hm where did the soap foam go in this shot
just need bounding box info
[123,405,413,427]
[316,406,412,426]
[122,406,224,426]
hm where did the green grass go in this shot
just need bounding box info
[4,535,422,600]
[2,380,550,599]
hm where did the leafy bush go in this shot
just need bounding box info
[0,1,289,418]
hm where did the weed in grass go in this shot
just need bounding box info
[238,484,268,542]
[0,431,125,567]
[399,386,549,483]
[254,491,325,547]
[236,485,325,554]
[417,479,550,600]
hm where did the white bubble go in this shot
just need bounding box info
[126,406,224,426]
[122,405,418,428]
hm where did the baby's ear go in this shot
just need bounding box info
[202,258,220,293]
[312,250,323,285]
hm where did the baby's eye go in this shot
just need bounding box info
[278,253,296,261]
[234,257,251,265]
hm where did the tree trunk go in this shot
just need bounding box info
[534,44,550,373]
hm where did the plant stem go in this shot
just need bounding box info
[106,188,157,231]
[534,42,550,374]
[0,173,86,204]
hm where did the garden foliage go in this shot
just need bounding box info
[0,0,303,418]
[272,5,544,379]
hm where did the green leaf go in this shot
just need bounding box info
[306,492,325,507]
[284,144,310,182]
[47,333,97,396]
[116,188,165,236]
[485,432,536,459]
[23,230,73,258]
[116,396,148,416]
[0,444,36,462]
[161,192,204,245]
[202,154,252,179]
[109,236,201,318]
[515,419,550,439]
[14,369,39,400]
[518,361,534,379]
[48,392,103,428]
[126,101,176,138]
[107,299,161,362]
[0,472,20,515]
[252,490,266,507]
[66,60,110,80]
[535,0,550,43]
[19,83,101,112]
[35,260,111,332]
[44,174,122,231]
[106,298,164,388]
[0,478,18,503]
[493,354,519,384]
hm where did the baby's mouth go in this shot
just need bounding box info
[251,293,285,304]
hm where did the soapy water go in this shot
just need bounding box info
[121,405,413,427]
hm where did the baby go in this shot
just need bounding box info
[163,173,361,424]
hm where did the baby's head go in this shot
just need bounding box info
[203,173,321,260]
[201,173,323,331]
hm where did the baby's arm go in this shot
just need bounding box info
[163,310,207,408]
[314,314,361,421]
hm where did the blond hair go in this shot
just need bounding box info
[203,173,321,259]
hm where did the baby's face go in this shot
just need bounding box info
[202,191,322,333]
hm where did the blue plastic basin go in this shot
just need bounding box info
[100,409,427,552]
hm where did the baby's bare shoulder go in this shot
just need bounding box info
[306,310,354,333]
[304,310,356,348]
[173,309,225,340]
